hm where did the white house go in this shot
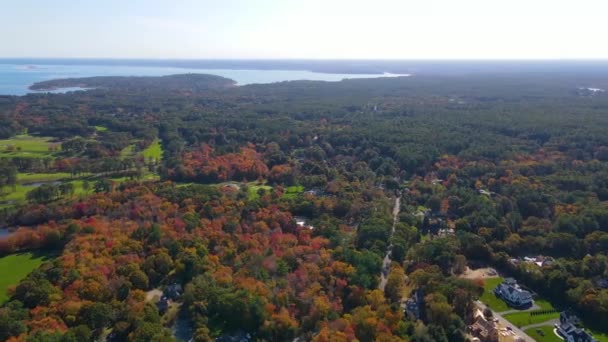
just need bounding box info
[493,278,533,309]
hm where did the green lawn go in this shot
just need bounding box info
[0,252,52,303]
[1,178,94,205]
[120,144,136,158]
[248,184,273,200]
[17,172,73,184]
[535,298,556,311]
[143,139,163,161]
[504,311,559,327]
[94,125,108,132]
[1,184,34,202]
[479,277,510,312]
[283,185,304,199]
[0,134,59,155]
[589,329,608,342]
[524,326,561,342]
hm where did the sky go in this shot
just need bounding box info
[1,0,607,60]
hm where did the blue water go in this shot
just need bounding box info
[0,63,405,96]
[0,228,13,239]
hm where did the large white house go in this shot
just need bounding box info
[493,278,533,309]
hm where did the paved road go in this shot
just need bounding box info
[378,196,401,291]
[475,301,536,342]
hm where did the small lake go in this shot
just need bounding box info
[0,63,408,96]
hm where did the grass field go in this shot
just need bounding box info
[504,311,559,327]
[0,252,52,303]
[524,326,561,342]
[283,185,304,199]
[248,184,273,200]
[479,277,510,312]
[589,329,608,342]
[18,172,73,184]
[1,184,34,202]
[0,134,59,156]
[120,144,136,158]
[143,139,163,161]
[94,125,108,132]
[535,298,556,311]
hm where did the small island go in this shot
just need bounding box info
[29,73,237,93]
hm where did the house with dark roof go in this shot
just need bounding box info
[493,278,533,309]
[405,289,425,321]
[556,312,597,342]
[595,278,608,289]
[164,283,183,300]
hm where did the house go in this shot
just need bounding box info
[294,216,314,230]
[479,189,492,196]
[157,296,169,314]
[468,308,498,342]
[595,278,608,289]
[405,289,425,321]
[523,255,554,267]
[556,312,597,342]
[556,323,596,342]
[493,278,533,309]
[164,283,183,300]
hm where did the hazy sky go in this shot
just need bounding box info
[1,0,607,59]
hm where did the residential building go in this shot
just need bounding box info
[493,278,533,309]
[405,289,424,321]
[556,312,596,342]
[468,308,498,342]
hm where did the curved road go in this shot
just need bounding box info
[379,196,401,291]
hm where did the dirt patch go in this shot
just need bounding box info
[146,289,163,302]
[461,267,498,280]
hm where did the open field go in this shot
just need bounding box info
[589,329,608,342]
[523,324,608,342]
[283,185,304,199]
[143,139,163,160]
[524,326,560,342]
[17,172,73,184]
[1,184,35,202]
[504,311,559,327]
[534,299,556,311]
[0,134,60,156]
[94,125,108,132]
[479,276,510,312]
[120,144,136,158]
[248,184,273,200]
[0,252,52,303]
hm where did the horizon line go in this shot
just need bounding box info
[3,57,608,62]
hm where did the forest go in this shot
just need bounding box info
[1,72,608,341]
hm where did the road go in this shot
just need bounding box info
[475,300,536,342]
[378,196,401,291]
